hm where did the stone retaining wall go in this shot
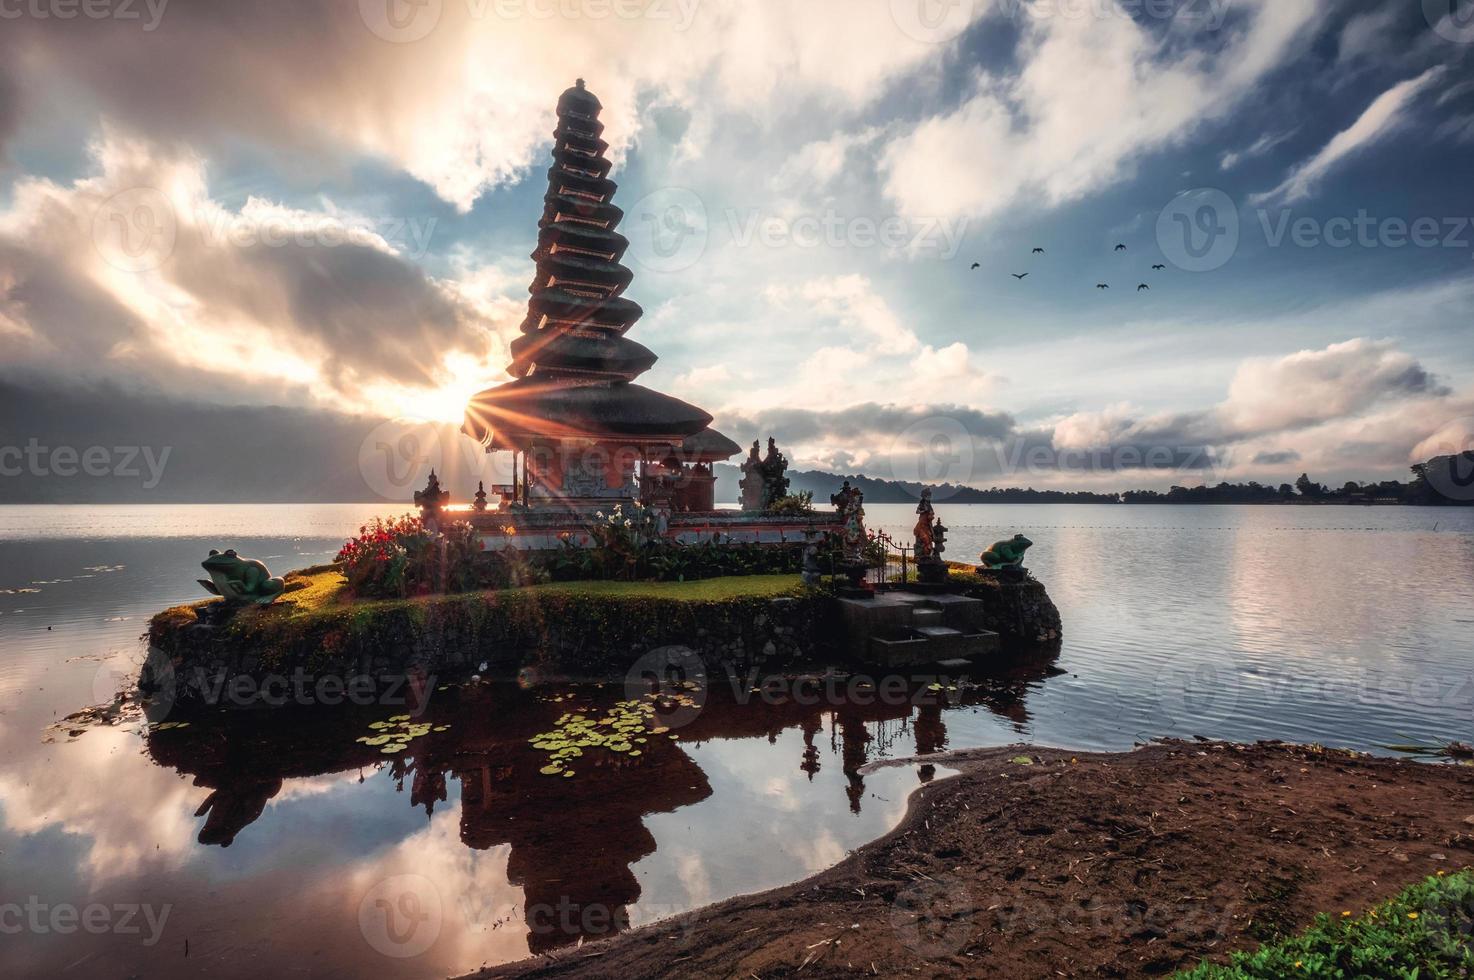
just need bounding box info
[144,589,834,710]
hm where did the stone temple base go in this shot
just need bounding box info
[467,509,844,551]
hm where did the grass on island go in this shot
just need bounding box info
[165,567,809,624]
[1175,870,1473,979]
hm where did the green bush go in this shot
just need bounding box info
[1176,871,1474,979]
[767,491,814,515]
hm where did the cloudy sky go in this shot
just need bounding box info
[2,0,1474,497]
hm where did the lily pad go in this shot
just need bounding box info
[380,743,406,753]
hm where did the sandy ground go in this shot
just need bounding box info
[472,741,1474,979]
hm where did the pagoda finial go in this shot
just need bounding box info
[575,77,585,89]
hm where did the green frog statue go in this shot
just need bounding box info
[198,549,286,606]
[979,534,1033,571]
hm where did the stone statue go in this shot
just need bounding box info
[933,522,948,560]
[473,480,489,512]
[800,530,823,586]
[980,534,1033,570]
[739,441,765,511]
[913,487,936,560]
[760,436,790,508]
[829,480,866,562]
[414,469,450,525]
[198,549,286,606]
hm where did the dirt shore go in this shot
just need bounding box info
[475,741,1474,979]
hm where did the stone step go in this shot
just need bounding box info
[866,628,1001,669]
[911,608,945,627]
[915,625,960,637]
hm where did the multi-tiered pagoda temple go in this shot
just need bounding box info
[463,79,738,514]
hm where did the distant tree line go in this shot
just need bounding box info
[1124,457,1473,506]
[719,453,1474,507]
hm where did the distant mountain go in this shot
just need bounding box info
[713,464,1120,505]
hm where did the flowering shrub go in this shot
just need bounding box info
[588,502,661,580]
[335,515,484,598]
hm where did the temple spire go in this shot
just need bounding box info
[461,81,738,510]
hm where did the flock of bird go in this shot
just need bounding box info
[971,243,1167,293]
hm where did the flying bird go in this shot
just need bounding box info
[1032,247,1045,254]
[970,262,981,270]
[1012,272,1029,280]
[1114,243,1127,251]
[1096,283,1110,290]
[1152,264,1166,270]
[1137,283,1150,291]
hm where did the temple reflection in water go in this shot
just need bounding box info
[147,653,1059,954]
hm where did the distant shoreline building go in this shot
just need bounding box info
[463,79,738,514]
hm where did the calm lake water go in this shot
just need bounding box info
[1,502,1471,977]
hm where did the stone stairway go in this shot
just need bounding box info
[834,590,1000,669]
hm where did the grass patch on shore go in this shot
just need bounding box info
[1176,870,1474,979]
[523,575,805,601]
[162,570,807,622]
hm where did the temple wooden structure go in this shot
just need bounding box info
[463,79,739,516]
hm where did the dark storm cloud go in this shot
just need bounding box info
[1252,450,1302,466]
[0,2,403,165]
[169,233,489,389]
[0,239,149,357]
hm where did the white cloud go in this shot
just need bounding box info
[0,2,982,212]
[1252,67,1446,205]
[881,0,1317,222]
[1220,129,1297,170]
[0,132,519,418]
[764,274,919,357]
[1218,338,1445,437]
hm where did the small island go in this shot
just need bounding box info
[144,81,1061,710]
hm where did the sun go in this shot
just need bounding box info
[373,354,499,424]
